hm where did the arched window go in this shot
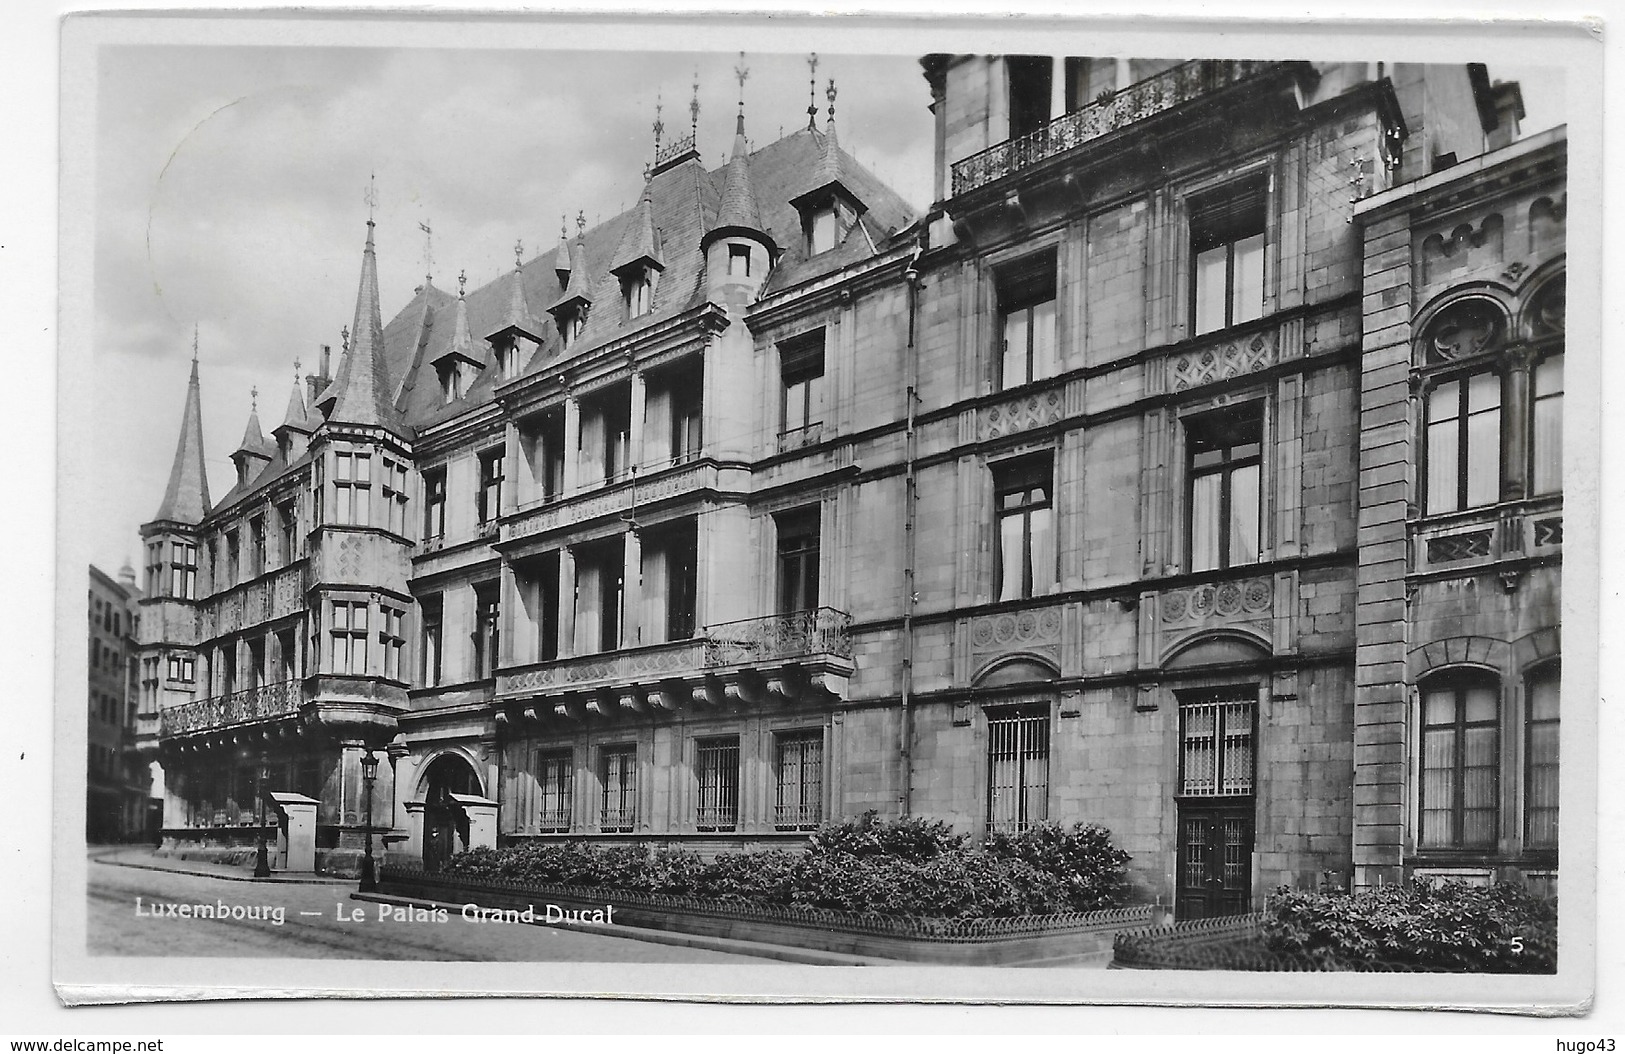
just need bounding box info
[1420,300,1508,515]
[1418,670,1500,849]
[1524,663,1561,850]
[1528,277,1565,498]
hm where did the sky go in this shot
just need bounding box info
[86,44,1566,576]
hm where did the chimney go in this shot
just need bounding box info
[1487,81,1525,151]
[307,343,332,406]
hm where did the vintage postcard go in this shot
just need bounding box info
[52,9,1603,1012]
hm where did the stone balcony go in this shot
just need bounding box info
[501,456,717,546]
[495,607,855,727]
[949,59,1285,197]
[160,678,303,740]
[196,559,307,641]
[1411,498,1563,582]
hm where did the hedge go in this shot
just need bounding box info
[441,813,1132,919]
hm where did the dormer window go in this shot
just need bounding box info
[438,362,463,405]
[622,269,655,319]
[497,339,523,381]
[560,308,586,351]
[807,204,840,256]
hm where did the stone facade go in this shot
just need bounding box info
[133,54,1559,915]
[88,563,148,842]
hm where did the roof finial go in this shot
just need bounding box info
[293,357,302,378]
[807,53,820,130]
[341,324,350,353]
[827,77,838,124]
[576,210,587,237]
[653,91,665,153]
[689,68,701,138]
[191,323,199,363]
[250,385,258,413]
[363,172,378,226]
[514,238,524,269]
[418,219,434,285]
[458,268,467,297]
[734,51,750,131]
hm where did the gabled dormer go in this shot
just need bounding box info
[431,273,483,404]
[610,184,665,321]
[788,85,867,257]
[271,368,314,462]
[548,215,593,352]
[229,393,274,488]
[486,251,546,381]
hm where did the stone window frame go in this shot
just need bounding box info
[770,726,826,832]
[1523,659,1561,853]
[982,698,1053,835]
[1173,158,1279,344]
[979,231,1067,397]
[1412,291,1514,517]
[1166,386,1277,576]
[989,449,1058,602]
[1412,665,1503,854]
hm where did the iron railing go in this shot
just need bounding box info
[702,607,854,666]
[950,59,1280,196]
[160,678,302,736]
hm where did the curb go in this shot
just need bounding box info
[94,852,354,886]
[351,890,876,967]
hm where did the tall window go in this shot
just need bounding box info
[996,253,1058,390]
[473,584,500,680]
[774,730,823,831]
[1425,372,1502,514]
[779,331,825,442]
[671,372,704,465]
[994,456,1055,601]
[439,362,463,405]
[477,449,505,526]
[987,708,1049,833]
[423,468,447,541]
[1190,178,1267,336]
[224,530,239,588]
[1419,673,1500,850]
[666,531,698,641]
[333,450,372,526]
[601,399,631,483]
[382,457,410,536]
[330,600,368,676]
[1006,55,1052,140]
[420,595,443,687]
[537,750,573,833]
[247,517,265,579]
[597,552,624,653]
[1179,693,1256,796]
[379,604,405,681]
[145,543,162,596]
[1186,404,1263,572]
[601,745,637,832]
[277,501,297,564]
[1525,665,1561,850]
[1532,353,1564,496]
[169,541,198,599]
[695,737,740,832]
[561,310,585,351]
[776,509,820,614]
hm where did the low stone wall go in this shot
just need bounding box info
[378,865,1153,965]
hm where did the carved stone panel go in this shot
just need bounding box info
[980,389,1064,441]
[966,604,1064,678]
[1167,329,1277,392]
[1156,575,1275,661]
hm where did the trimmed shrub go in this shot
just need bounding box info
[806,810,966,862]
[1261,881,1557,973]
[985,822,1133,911]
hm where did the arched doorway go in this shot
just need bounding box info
[421,753,481,872]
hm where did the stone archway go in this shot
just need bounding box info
[419,753,482,872]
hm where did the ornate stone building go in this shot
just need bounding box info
[133,54,1560,917]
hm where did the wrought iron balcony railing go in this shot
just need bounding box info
[702,607,854,667]
[160,678,302,737]
[949,59,1280,197]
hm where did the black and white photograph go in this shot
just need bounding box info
[38,5,1609,1024]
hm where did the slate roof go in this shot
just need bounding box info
[152,355,211,525]
[316,220,406,433]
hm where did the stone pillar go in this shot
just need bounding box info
[1501,349,1535,502]
[557,546,577,659]
[562,395,581,494]
[402,800,426,863]
[629,370,647,471]
[499,559,521,668]
[1048,56,1065,121]
[622,528,643,648]
[502,419,521,515]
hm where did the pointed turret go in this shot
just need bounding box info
[611,183,665,277]
[152,345,211,525]
[433,276,485,371]
[488,253,546,346]
[230,390,274,487]
[790,78,866,221]
[703,112,773,252]
[272,367,314,461]
[316,219,402,432]
[548,214,594,322]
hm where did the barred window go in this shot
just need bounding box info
[601,745,637,832]
[383,457,410,536]
[333,450,372,526]
[695,737,740,832]
[1179,693,1256,796]
[537,750,574,833]
[1419,673,1499,849]
[987,708,1049,833]
[379,605,405,681]
[1525,665,1560,850]
[330,600,369,676]
[774,730,823,831]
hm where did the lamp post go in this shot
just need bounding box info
[359,748,379,893]
[253,751,271,878]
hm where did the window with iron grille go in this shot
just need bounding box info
[774,730,824,831]
[601,745,637,832]
[986,708,1049,833]
[536,750,573,833]
[1419,672,1500,849]
[1185,403,1263,572]
[1190,177,1267,336]
[1525,664,1560,850]
[1179,692,1256,796]
[695,737,740,832]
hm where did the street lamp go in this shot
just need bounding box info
[359,748,379,893]
[253,751,271,878]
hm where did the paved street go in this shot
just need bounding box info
[86,855,772,962]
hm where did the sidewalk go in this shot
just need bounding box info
[93,845,354,885]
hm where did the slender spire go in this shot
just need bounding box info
[806,53,820,130]
[316,212,402,431]
[233,389,272,462]
[489,251,546,345]
[434,269,483,370]
[549,219,594,316]
[611,180,664,276]
[274,359,312,439]
[689,69,701,141]
[705,78,770,251]
[152,335,211,524]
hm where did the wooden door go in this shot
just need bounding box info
[1176,800,1254,920]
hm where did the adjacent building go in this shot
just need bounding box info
[88,563,147,842]
[131,54,1563,918]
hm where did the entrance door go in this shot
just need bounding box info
[1176,800,1254,920]
[420,754,480,872]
